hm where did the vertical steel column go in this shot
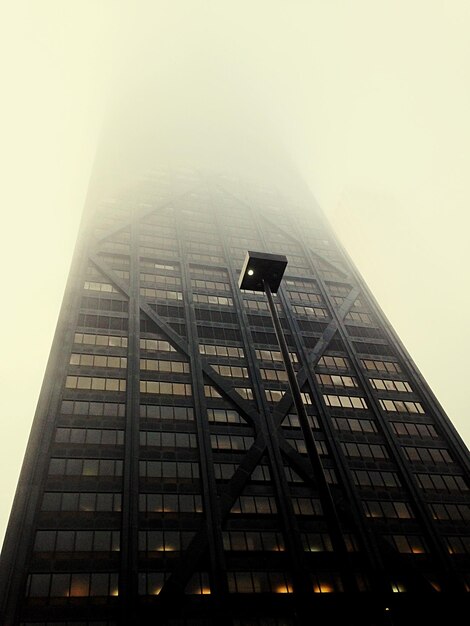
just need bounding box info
[262,279,357,593]
[120,216,140,622]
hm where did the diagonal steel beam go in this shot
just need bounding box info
[92,182,206,245]
[90,254,264,428]
[214,181,351,280]
[271,287,361,427]
[159,433,267,596]
[89,246,364,595]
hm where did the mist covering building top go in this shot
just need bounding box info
[0,147,469,626]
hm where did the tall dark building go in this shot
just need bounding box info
[1,168,469,626]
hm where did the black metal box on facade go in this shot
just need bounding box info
[238,250,288,293]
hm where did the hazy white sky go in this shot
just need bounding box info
[0,1,469,548]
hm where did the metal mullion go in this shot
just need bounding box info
[119,216,140,622]
[289,212,464,592]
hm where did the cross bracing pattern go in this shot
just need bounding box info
[0,170,469,626]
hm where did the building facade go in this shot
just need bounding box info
[1,169,469,626]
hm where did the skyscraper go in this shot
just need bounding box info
[1,168,469,626]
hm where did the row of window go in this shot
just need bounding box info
[141,260,176,271]
[188,252,224,265]
[140,404,194,420]
[227,571,293,594]
[55,428,124,446]
[211,434,255,451]
[140,359,189,373]
[26,573,119,598]
[379,399,425,414]
[139,530,195,553]
[341,442,388,459]
[390,421,438,438]
[140,338,176,352]
[286,437,328,456]
[69,354,127,369]
[139,493,203,513]
[317,355,349,370]
[34,530,120,553]
[316,373,358,388]
[285,278,316,291]
[331,416,378,434]
[140,381,192,395]
[200,343,245,358]
[190,266,228,281]
[81,296,128,314]
[231,496,277,515]
[139,246,177,260]
[83,281,119,294]
[385,534,426,554]
[140,273,181,286]
[140,431,197,448]
[78,313,128,332]
[222,531,284,552]
[403,446,452,464]
[139,461,199,479]
[292,498,323,516]
[139,234,176,249]
[213,463,271,482]
[323,394,368,410]
[244,299,269,312]
[369,378,412,393]
[260,368,288,382]
[207,408,245,424]
[140,287,183,300]
[65,377,126,392]
[42,492,121,512]
[256,348,298,363]
[445,536,470,554]
[362,500,413,519]
[416,473,468,492]
[292,305,328,318]
[288,291,323,304]
[352,470,401,488]
[191,279,231,292]
[345,311,373,324]
[211,364,249,378]
[48,459,123,477]
[283,413,318,429]
[194,293,233,306]
[429,502,470,521]
[74,333,128,348]
[361,359,401,374]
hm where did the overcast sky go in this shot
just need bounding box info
[0,1,469,548]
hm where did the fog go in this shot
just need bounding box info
[1,1,469,547]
